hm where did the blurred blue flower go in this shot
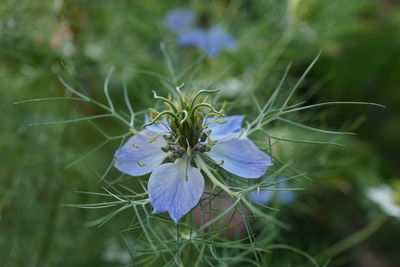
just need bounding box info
[200,26,236,57]
[176,26,236,57]
[115,115,272,222]
[177,28,207,47]
[165,8,236,57]
[250,179,296,205]
[250,190,274,205]
[165,8,196,32]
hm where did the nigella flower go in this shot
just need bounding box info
[199,26,236,57]
[250,179,296,205]
[165,8,235,57]
[164,8,196,32]
[114,91,272,222]
[177,26,236,57]
[177,28,207,48]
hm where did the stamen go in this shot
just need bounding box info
[185,156,189,182]
[200,133,207,142]
[186,140,192,157]
[161,146,170,152]
[238,128,244,137]
[148,134,160,143]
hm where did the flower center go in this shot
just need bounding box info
[144,87,224,156]
[161,124,211,157]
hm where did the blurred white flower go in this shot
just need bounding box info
[102,238,131,264]
[85,42,104,60]
[367,185,400,217]
[53,0,63,13]
[219,77,242,98]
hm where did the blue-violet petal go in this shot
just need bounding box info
[114,129,168,176]
[165,8,196,32]
[148,158,205,222]
[206,134,272,178]
[206,115,244,140]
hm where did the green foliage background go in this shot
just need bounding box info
[1,0,399,266]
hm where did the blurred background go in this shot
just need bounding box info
[1,0,399,266]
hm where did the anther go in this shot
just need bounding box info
[200,133,207,142]
[161,146,171,152]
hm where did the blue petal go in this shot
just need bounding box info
[250,190,273,205]
[205,115,244,140]
[177,29,207,47]
[275,179,296,203]
[201,40,220,57]
[208,26,236,49]
[144,115,170,134]
[114,129,168,176]
[206,134,272,178]
[199,26,236,57]
[164,8,196,32]
[249,190,295,205]
[250,179,296,205]
[148,158,205,222]
[279,191,296,204]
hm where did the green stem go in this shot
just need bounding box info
[318,213,388,261]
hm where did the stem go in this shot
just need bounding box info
[176,223,181,266]
[318,213,388,261]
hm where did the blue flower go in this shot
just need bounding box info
[115,115,272,222]
[199,26,236,57]
[176,26,236,57]
[164,8,236,57]
[250,179,296,205]
[164,8,196,33]
[177,28,207,48]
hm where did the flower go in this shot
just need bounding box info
[177,26,235,57]
[164,8,235,57]
[367,185,400,217]
[218,77,243,98]
[102,238,131,264]
[199,26,236,57]
[250,179,296,205]
[115,114,272,222]
[177,28,207,47]
[164,8,196,32]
